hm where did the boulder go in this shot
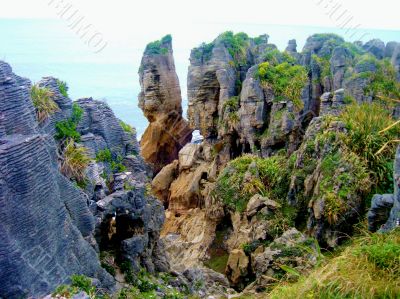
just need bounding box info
[225,249,249,286]
[152,159,179,204]
[246,194,280,217]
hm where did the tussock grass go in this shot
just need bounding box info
[340,102,400,193]
[30,85,59,123]
[268,229,400,299]
[60,138,90,184]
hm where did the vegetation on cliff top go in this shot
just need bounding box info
[144,34,172,55]
[30,85,59,123]
[256,60,308,110]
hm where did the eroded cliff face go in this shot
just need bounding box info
[146,32,400,293]
[0,61,114,298]
[138,35,192,174]
[0,61,169,298]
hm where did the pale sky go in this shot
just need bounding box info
[1,0,399,31]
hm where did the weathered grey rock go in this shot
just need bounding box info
[0,61,114,298]
[320,89,346,116]
[188,39,237,139]
[95,187,168,273]
[343,57,377,103]
[286,39,297,53]
[330,46,353,90]
[0,61,36,137]
[36,76,72,136]
[238,66,269,150]
[249,228,317,291]
[289,118,371,247]
[261,100,301,156]
[76,97,136,158]
[368,194,394,232]
[246,194,279,217]
[363,39,385,59]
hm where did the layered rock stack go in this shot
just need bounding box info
[0,61,168,298]
[0,61,114,298]
[138,35,192,174]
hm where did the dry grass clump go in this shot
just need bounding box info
[60,138,90,185]
[30,85,59,123]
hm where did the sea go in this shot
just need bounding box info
[1,18,399,137]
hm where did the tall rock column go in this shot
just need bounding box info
[138,35,192,174]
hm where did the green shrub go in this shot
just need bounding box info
[56,79,69,97]
[366,58,400,100]
[53,275,95,298]
[96,149,113,163]
[355,230,400,272]
[70,275,95,295]
[161,34,172,43]
[312,54,332,82]
[119,120,136,134]
[55,103,83,141]
[144,34,171,55]
[264,48,295,65]
[309,33,344,43]
[55,120,81,141]
[256,61,307,110]
[193,41,215,61]
[214,154,291,212]
[218,31,249,65]
[30,85,59,123]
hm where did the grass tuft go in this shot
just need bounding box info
[30,85,59,123]
[60,138,90,185]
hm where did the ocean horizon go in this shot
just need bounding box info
[1,18,399,137]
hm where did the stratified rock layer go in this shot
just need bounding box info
[0,61,114,298]
[138,37,192,174]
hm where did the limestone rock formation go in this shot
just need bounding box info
[143,32,400,293]
[0,61,114,298]
[138,35,192,174]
